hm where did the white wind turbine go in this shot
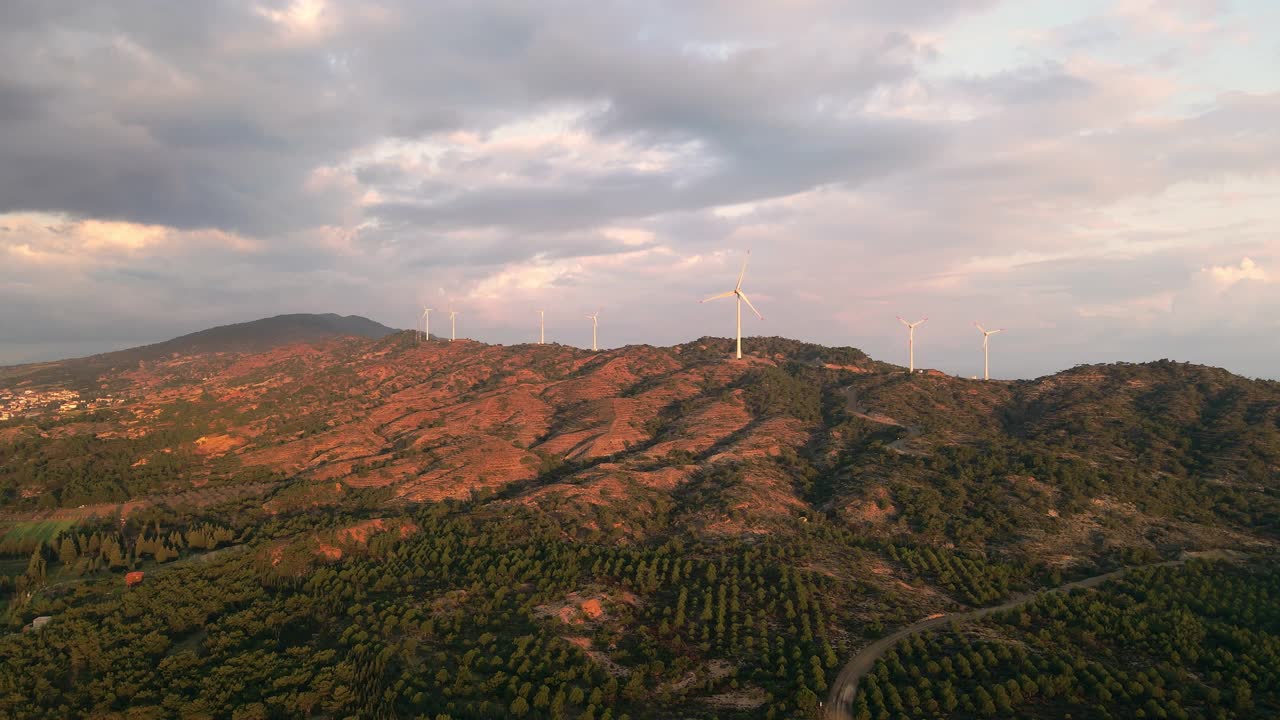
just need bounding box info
[700,251,763,360]
[538,309,545,345]
[449,310,461,342]
[420,306,433,343]
[975,322,1004,380]
[585,310,600,351]
[897,316,927,373]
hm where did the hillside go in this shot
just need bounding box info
[1,333,1277,719]
[3,333,1273,551]
[138,313,397,356]
[0,313,397,393]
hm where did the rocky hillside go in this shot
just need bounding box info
[2,331,1276,565]
[3,331,1279,720]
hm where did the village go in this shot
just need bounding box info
[0,387,123,422]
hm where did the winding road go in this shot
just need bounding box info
[839,384,923,456]
[823,551,1236,720]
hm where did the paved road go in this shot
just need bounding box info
[823,552,1234,720]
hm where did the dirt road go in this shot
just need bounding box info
[839,385,922,455]
[823,552,1237,719]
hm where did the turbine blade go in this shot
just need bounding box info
[897,316,909,327]
[701,291,735,303]
[974,322,986,333]
[739,291,763,319]
[735,251,750,290]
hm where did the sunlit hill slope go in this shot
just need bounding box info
[3,327,1277,562]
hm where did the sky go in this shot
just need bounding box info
[1,1,1278,380]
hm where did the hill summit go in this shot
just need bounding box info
[0,313,396,391]
[138,313,397,356]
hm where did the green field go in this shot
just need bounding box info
[0,519,77,554]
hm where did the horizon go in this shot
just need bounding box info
[2,2,1278,380]
[3,311,1273,384]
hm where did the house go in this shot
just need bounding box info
[22,616,53,633]
[125,571,145,587]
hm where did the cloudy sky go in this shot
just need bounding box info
[2,1,1278,379]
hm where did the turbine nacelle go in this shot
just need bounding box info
[974,321,1004,337]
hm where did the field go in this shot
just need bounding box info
[0,519,78,554]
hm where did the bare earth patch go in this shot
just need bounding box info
[193,433,245,456]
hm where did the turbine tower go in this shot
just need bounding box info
[975,322,1004,381]
[585,310,600,351]
[538,309,545,345]
[449,310,461,342]
[420,306,433,343]
[897,316,927,373]
[700,251,763,360]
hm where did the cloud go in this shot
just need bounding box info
[0,1,1278,378]
[1202,257,1268,288]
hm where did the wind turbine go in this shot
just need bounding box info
[585,310,600,351]
[975,322,1004,380]
[449,310,461,342]
[538,309,545,345]
[897,316,927,373]
[700,251,763,360]
[420,306,433,343]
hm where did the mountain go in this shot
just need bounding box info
[0,313,397,391]
[130,313,397,357]
[1,333,1277,719]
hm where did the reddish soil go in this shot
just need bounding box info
[9,335,940,542]
[194,433,245,455]
[308,518,417,561]
[0,427,31,445]
[316,543,343,561]
[642,395,753,460]
[824,363,870,373]
[336,518,419,544]
[707,416,810,463]
[843,486,898,525]
[580,598,604,619]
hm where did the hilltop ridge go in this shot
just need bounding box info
[2,330,1275,557]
